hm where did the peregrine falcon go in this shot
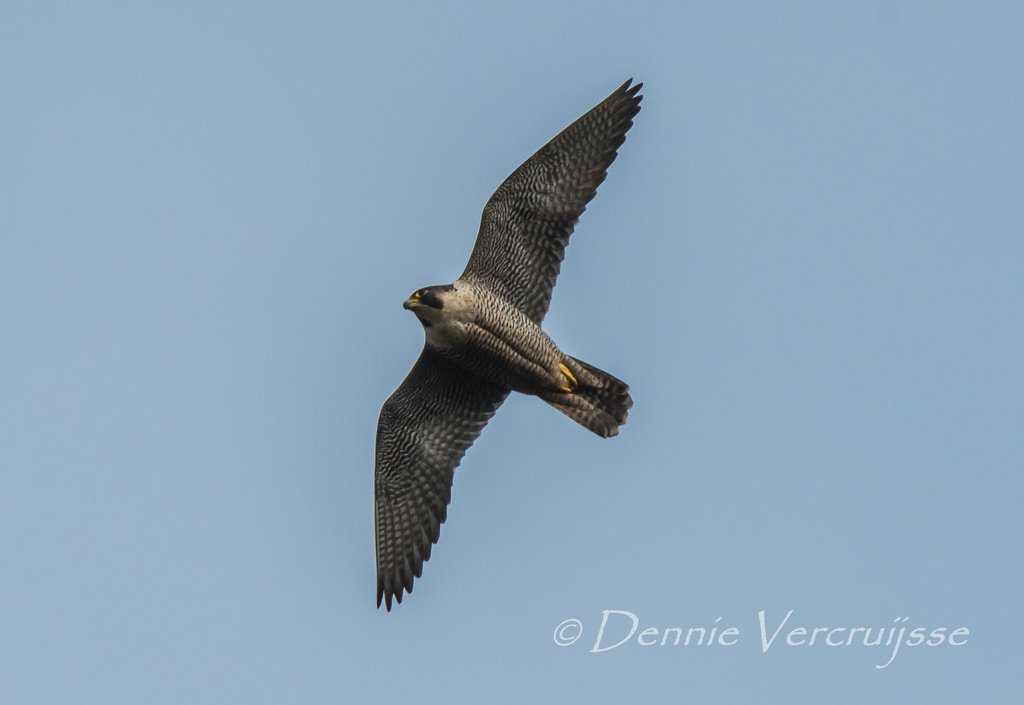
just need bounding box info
[375,79,642,610]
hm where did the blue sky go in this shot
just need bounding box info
[2,1,1021,702]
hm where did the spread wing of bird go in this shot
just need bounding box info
[374,347,509,610]
[461,79,643,323]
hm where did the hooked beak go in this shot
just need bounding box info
[403,297,419,310]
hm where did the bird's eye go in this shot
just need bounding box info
[413,290,424,299]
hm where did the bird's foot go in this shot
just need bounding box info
[557,362,578,393]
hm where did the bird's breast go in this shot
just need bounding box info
[423,316,470,350]
[433,285,565,394]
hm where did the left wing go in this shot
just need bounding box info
[460,79,643,323]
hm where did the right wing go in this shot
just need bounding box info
[374,347,509,610]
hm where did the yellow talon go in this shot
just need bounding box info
[558,363,578,392]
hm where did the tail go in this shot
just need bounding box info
[540,356,633,438]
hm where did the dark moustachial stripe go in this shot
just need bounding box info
[420,290,444,309]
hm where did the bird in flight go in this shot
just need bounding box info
[375,79,643,610]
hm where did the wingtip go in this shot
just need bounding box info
[618,77,644,93]
[614,78,644,113]
[377,575,397,612]
[378,578,412,612]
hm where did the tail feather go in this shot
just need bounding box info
[541,356,632,437]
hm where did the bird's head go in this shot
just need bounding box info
[403,285,453,327]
